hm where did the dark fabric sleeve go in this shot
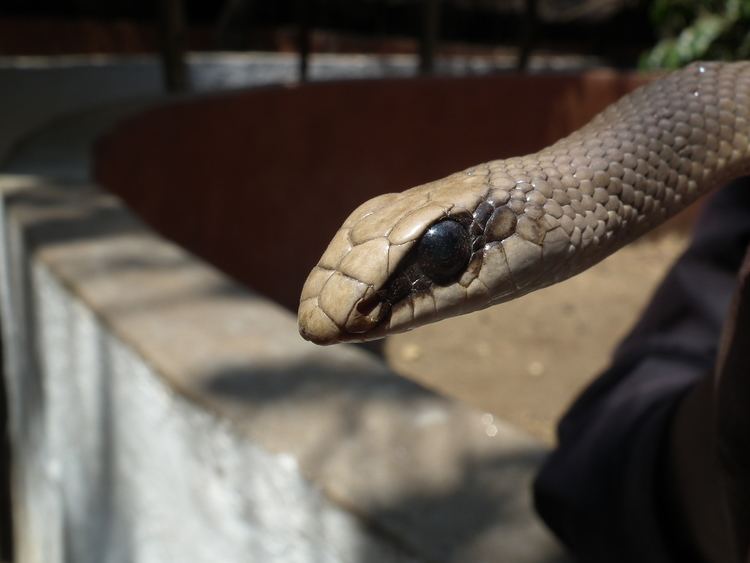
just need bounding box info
[533,177,750,563]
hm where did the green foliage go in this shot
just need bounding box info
[640,0,750,69]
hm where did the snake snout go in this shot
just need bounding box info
[297,218,397,344]
[298,266,386,344]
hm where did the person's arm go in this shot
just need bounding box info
[667,377,737,563]
[662,245,750,563]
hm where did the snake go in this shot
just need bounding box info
[298,61,750,345]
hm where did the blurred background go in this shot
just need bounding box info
[1,0,747,78]
[0,0,654,70]
[0,1,747,562]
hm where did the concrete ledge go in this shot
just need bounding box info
[0,178,564,562]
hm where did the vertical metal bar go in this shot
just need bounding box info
[297,0,312,83]
[158,0,190,93]
[517,0,537,72]
[419,0,441,75]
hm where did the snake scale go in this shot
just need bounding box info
[298,61,750,345]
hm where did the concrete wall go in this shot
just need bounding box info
[2,199,409,563]
[0,179,566,562]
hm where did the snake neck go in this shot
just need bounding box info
[483,61,750,290]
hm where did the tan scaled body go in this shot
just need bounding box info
[299,61,750,345]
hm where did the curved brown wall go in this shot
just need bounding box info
[94,71,648,310]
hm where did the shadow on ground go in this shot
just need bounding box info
[204,360,569,563]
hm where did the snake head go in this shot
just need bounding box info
[298,165,571,344]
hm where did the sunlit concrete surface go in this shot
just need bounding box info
[0,180,565,562]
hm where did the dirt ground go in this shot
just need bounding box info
[384,216,696,445]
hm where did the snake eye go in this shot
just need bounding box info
[417,219,472,284]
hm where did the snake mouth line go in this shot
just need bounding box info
[353,251,432,330]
